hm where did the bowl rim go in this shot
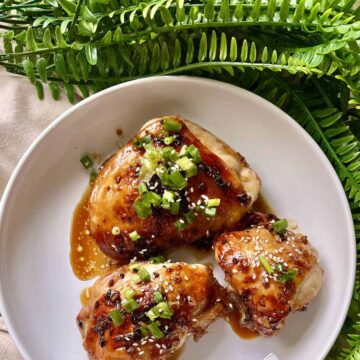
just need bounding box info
[0,75,356,360]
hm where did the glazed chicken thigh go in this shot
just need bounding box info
[77,261,227,359]
[89,116,260,260]
[214,211,323,336]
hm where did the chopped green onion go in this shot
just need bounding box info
[133,200,152,218]
[162,147,178,162]
[144,143,162,162]
[155,302,173,319]
[170,202,180,215]
[154,291,163,303]
[187,145,201,163]
[129,231,140,241]
[162,190,175,209]
[204,207,217,217]
[124,288,136,299]
[89,171,97,183]
[175,219,186,231]
[138,182,147,194]
[142,191,162,206]
[272,219,288,233]
[185,211,195,224]
[146,302,173,321]
[109,309,124,327]
[138,266,151,282]
[133,191,161,219]
[147,321,164,339]
[179,145,188,157]
[80,154,93,169]
[146,309,157,321]
[164,136,175,145]
[139,158,158,182]
[163,190,175,202]
[111,226,121,235]
[149,255,165,264]
[259,257,273,274]
[279,269,298,283]
[274,263,283,272]
[163,118,182,132]
[176,156,198,177]
[123,298,140,313]
[140,324,150,337]
[133,135,152,148]
[207,198,221,207]
[169,170,187,189]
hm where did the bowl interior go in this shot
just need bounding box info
[0,76,355,360]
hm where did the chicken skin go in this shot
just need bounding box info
[77,261,227,359]
[214,211,323,336]
[89,116,260,260]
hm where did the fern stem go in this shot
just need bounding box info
[0,18,351,61]
[66,0,85,42]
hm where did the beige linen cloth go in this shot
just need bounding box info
[0,70,78,359]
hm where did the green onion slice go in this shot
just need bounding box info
[169,170,187,190]
[154,291,163,303]
[89,171,97,183]
[109,309,124,326]
[163,118,182,132]
[175,219,186,231]
[259,257,273,274]
[187,144,201,163]
[80,154,93,169]
[207,198,221,207]
[129,231,140,241]
[124,288,136,299]
[138,182,147,194]
[123,298,140,313]
[164,136,175,145]
[170,202,180,215]
[176,156,197,177]
[272,219,288,233]
[204,207,217,217]
[146,302,173,321]
[185,211,195,224]
[279,269,298,283]
[149,256,165,264]
[147,321,164,339]
[138,266,151,282]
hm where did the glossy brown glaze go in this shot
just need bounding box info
[88,116,260,261]
[225,310,258,340]
[252,193,273,214]
[70,186,120,280]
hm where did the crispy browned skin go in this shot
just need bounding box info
[89,116,260,260]
[214,211,323,336]
[77,262,227,360]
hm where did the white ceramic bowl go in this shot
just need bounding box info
[0,76,355,360]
